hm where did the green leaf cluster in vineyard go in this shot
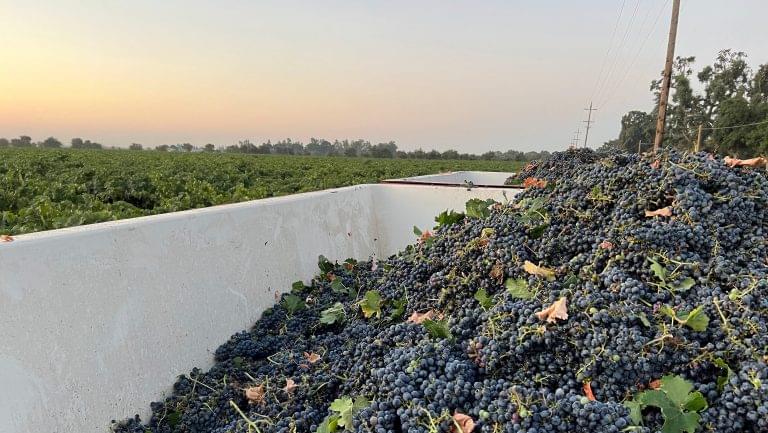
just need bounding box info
[0,148,520,235]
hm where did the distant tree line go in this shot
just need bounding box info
[603,49,768,157]
[0,135,551,161]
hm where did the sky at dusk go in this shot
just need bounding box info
[1,0,767,152]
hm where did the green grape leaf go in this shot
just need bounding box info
[422,319,452,340]
[291,280,306,293]
[649,259,667,283]
[637,312,651,327]
[317,414,340,433]
[505,278,534,299]
[713,358,733,391]
[413,225,422,236]
[678,306,709,332]
[359,290,382,318]
[281,294,305,315]
[671,277,695,291]
[474,288,494,309]
[318,255,334,273]
[660,375,694,407]
[434,209,465,228]
[328,396,368,430]
[683,392,708,412]
[528,224,548,239]
[624,399,643,426]
[465,198,495,219]
[390,297,407,320]
[320,303,345,325]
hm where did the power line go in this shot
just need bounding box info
[703,118,768,131]
[592,0,641,105]
[598,0,670,109]
[588,0,628,103]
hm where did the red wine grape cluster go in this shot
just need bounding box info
[113,149,768,433]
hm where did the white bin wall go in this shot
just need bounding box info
[0,184,516,433]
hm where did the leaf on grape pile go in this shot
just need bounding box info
[637,312,651,327]
[583,381,596,401]
[329,396,369,430]
[522,177,547,188]
[528,224,548,239]
[724,156,767,168]
[330,279,354,298]
[283,378,297,394]
[625,374,707,433]
[434,209,465,228]
[649,379,662,390]
[407,310,435,324]
[282,294,305,315]
[671,278,695,292]
[713,358,733,391]
[359,290,382,318]
[422,318,452,340]
[317,415,340,433]
[505,278,534,299]
[649,258,667,283]
[465,198,496,219]
[320,303,345,325]
[451,412,475,433]
[599,240,614,249]
[523,260,555,281]
[535,297,568,323]
[474,288,494,309]
[645,207,672,217]
[291,281,306,293]
[304,352,321,364]
[318,255,334,273]
[244,385,265,404]
[0,234,13,242]
[490,263,505,284]
[677,305,709,331]
[390,297,407,320]
[651,159,661,169]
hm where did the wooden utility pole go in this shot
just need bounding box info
[695,124,703,152]
[583,102,597,148]
[653,0,682,153]
[574,129,582,148]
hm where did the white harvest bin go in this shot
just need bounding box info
[0,175,519,433]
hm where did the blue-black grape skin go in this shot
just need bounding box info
[112,149,768,433]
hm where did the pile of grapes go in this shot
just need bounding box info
[114,150,768,433]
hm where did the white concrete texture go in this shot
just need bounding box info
[0,180,518,433]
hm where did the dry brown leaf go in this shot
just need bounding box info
[0,234,13,243]
[303,352,321,364]
[489,263,505,284]
[451,412,476,433]
[599,240,614,250]
[283,378,297,394]
[274,291,280,302]
[244,385,265,404]
[583,381,596,401]
[524,162,537,171]
[724,156,767,168]
[419,231,433,243]
[523,260,555,280]
[327,273,337,282]
[343,262,354,271]
[649,379,662,390]
[535,297,569,323]
[644,207,672,217]
[523,177,548,189]
[650,160,660,169]
[407,310,435,324]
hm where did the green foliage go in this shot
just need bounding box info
[713,358,733,391]
[474,288,493,309]
[434,209,465,228]
[625,375,708,433]
[330,279,356,298]
[660,305,710,332]
[291,281,306,293]
[319,396,369,431]
[649,258,695,292]
[390,297,407,320]
[318,255,335,274]
[505,278,534,299]
[465,198,495,219]
[281,294,305,315]
[320,303,345,325]
[359,290,382,318]
[0,148,522,235]
[422,319,452,340]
